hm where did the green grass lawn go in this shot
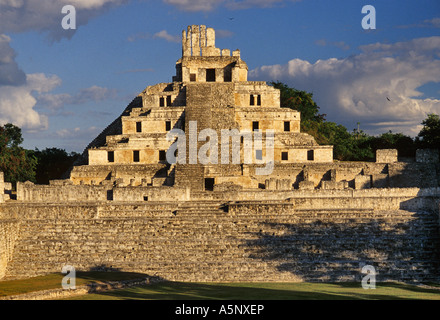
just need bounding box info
[0,271,147,297]
[1,272,440,300]
[68,280,440,300]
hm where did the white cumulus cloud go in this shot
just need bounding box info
[153,30,181,43]
[250,36,440,136]
[0,0,129,134]
[37,86,117,113]
[0,73,62,132]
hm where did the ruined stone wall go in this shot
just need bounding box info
[376,149,398,163]
[416,149,440,163]
[16,182,111,202]
[0,172,4,203]
[69,164,168,186]
[0,191,439,282]
[0,220,19,279]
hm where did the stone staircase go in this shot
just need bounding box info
[2,200,440,282]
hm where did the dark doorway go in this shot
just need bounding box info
[206,69,216,82]
[107,151,114,163]
[159,150,167,162]
[224,68,232,82]
[133,150,140,162]
[205,178,215,191]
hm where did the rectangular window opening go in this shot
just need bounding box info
[206,69,216,82]
[284,121,290,132]
[307,150,314,161]
[159,150,166,162]
[252,121,259,131]
[166,121,172,131]
[136,121,142,133]
[190,73,196,82]
[159,97,165,107]
[166,95,172,106]
[282,152,288,161]
[133,150,140,163]
[108,151,114,163]
[257,95,261,106]
[250,95,255,106]
[224,69,232,82]
[204,178,215,191]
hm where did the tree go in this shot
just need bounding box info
[0,123,37,184]
[417,113,440,150]
[270,81,326,126]
[368,131,416,158]
[270,81,374,161]
[31,148,81,184]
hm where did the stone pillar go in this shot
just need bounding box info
[200,25,207,48]
[182,29,191,57]
[191,25,200,56]
[206,28,215,47]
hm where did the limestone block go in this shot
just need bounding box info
[182,30,191,56]
[371,174,389,188]
[152,177,167,187]
[321,180,348,190]
[299,180,314,190]
[191,25,200,56]
[206,28,215,47]
[221,49,230,57]
[354,174,371,189]
[200,25,207,47]
[202,46,221,57]
[0,172,4,203]
[376,149,398,163]
[265,178,277,190]
[276,179,291,190]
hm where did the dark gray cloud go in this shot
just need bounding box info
[0,34,26,86]
[0,0,129,40]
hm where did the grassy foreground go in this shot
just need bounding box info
[1,272,440,300]
[0,272,147,297]
[67,281,440,300]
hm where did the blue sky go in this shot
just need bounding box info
[0,0,439,152]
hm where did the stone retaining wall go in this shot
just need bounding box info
[1,189,439,283]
